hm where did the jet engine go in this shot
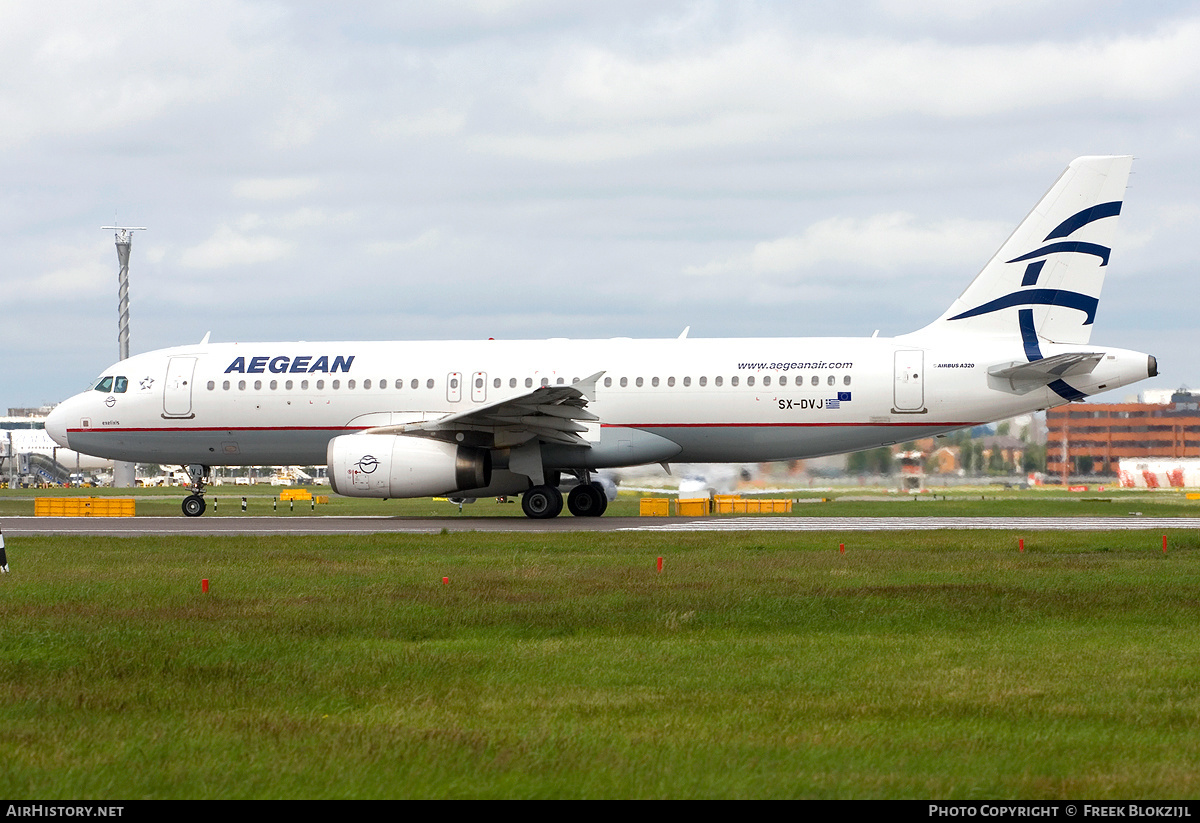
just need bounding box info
[327,434,490,498]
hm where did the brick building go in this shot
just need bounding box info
[1045,390,1200,477]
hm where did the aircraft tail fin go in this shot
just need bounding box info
[918,155,1133,346]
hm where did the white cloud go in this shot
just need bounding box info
[363,229,450,257]
[179,224,292,269]
[0,1,284,150]
[687,213,1009,278]
[475,18,1200,161]
[233,178,320,201]
[374,108,468,139]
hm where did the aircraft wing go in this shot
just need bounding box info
[359,371,604,448]
[987,352,1104,394]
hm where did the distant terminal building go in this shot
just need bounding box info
[2,407,51,430]
[1046,389,1200,477]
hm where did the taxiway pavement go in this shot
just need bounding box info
[5,515,1200,537]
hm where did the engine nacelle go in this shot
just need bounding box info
[327,434,490,499]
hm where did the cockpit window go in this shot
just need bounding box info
[93,376,113,392]
[114,376,128,393]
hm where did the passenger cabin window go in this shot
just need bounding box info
[715,376,723,387]
[844,376,852,385]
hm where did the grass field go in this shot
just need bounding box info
[3,526,1200,798]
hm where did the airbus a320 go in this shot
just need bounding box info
[46,156,1157,518]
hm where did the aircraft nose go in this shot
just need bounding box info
[45,402,70,448]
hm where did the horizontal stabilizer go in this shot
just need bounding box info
[988,352,1103,394]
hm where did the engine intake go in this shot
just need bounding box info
[327,434,490,498]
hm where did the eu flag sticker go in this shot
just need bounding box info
[838,392,852,402]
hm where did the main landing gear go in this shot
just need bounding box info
[521,477,608,519]
[180,463,211,517]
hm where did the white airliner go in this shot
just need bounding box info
[46,156,1157,518]
[3,429,112,472]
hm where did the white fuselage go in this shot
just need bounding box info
[45,334,1154,471]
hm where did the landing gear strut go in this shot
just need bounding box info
[180,464,211,517]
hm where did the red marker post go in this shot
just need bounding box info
[656,557,663,573]
[201,579,209,593]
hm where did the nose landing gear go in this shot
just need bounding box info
[180,464,211,517]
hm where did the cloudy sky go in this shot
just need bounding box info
[3,1,1197,408]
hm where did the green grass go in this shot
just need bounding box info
[2,529,1200,798]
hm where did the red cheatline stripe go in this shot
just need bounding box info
[66,426,369,434]
[68,421,982,433]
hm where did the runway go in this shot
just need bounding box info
[5,515,1200,536]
